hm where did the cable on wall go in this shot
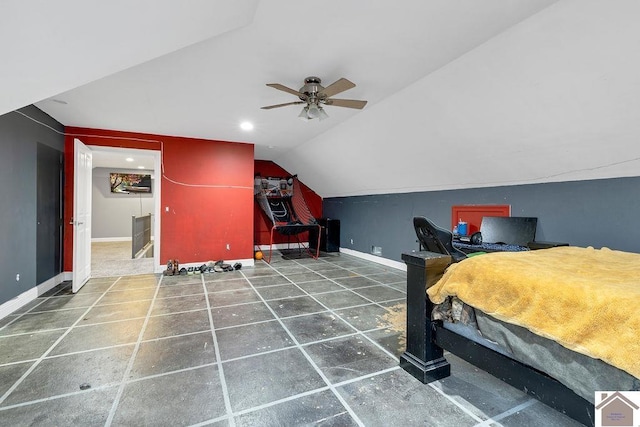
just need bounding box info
[13,110,253,190]
[18,109,640,193]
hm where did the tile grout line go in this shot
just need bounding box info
[210,294,403,319]
[275,258,405,362]
[0,299,396,388]
[0,277,123,406]
[331,365,401,388]
[267,255,457,420]
[284,257,405,312]
[0,326,74,340]
[320,256,486,424]
[318,264,516,427]
[200,273,236,427]
[187,367,400,423]
[0,345,404,416]
[0,280,83,324]
[427,382,485,423]
[0,309,158,341]
[0,383,120,412]
[239,268,366,427]
[245,281,405,301]
[226,385,331,420]
[2,258,402,421]
[103,274,165,427]
[256,258,400,357]
[0,257,572,425]
[472,398,538,426]
[0,298,49,331]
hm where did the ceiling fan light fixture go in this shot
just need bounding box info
[318,107,329,121]
[298,106,310,121]
[307,103,321,119]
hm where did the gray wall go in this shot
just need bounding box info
[92,167,155,239]
[0,106,64,305]
[324,177,640,262]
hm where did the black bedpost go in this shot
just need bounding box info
[400,251,452,383]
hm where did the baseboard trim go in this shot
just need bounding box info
[338,248,406,271]
[0,273,67,320]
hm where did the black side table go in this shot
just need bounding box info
[309,218,340,252]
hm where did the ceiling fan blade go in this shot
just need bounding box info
[324,99,368,109]
[261,101,305,110]
[319,78,356,98]
[266,83,305,97]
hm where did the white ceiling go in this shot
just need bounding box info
[90,146,156,171]
[5,1,640,196]
[281,0,640,197]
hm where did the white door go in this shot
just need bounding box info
[72,139,92,292]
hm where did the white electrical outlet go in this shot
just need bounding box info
[350,239,354,245]
[226,244,230,250]
[16,274,20,281]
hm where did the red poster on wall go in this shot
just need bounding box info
[451,205,511,235]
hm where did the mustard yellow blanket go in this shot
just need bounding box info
[427,246,640,379]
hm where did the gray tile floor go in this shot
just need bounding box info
[0,250,582,426]
[92,241,154,278]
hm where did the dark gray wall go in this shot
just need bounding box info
[0,106,64,305]
[324,177,640,262]
[36,142,63,284]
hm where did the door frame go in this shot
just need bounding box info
[87,145,162,273]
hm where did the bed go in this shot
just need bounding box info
[400,246,640,426]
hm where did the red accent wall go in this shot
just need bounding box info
[63,127,254,271]
[254,160,322,246]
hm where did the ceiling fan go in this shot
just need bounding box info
[261,76,367,121]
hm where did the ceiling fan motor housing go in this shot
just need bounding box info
[299,77,325,102]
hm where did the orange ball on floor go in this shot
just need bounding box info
[255,251,263,260]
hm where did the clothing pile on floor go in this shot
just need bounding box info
[163,259,241,276]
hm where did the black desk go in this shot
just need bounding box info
[454,240,569,254]
[453,241,529,254]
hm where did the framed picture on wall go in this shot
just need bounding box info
[110,173,152,193]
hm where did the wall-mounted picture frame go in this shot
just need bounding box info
[110,173,152,193]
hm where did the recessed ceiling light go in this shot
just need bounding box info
[240,121,254,131]
[137,166,145,169]
[126,157,134,162]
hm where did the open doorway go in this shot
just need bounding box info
[89,146,161,277]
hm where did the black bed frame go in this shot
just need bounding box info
[400,251,595,426]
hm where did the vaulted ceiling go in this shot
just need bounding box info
[4,1,640,197]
